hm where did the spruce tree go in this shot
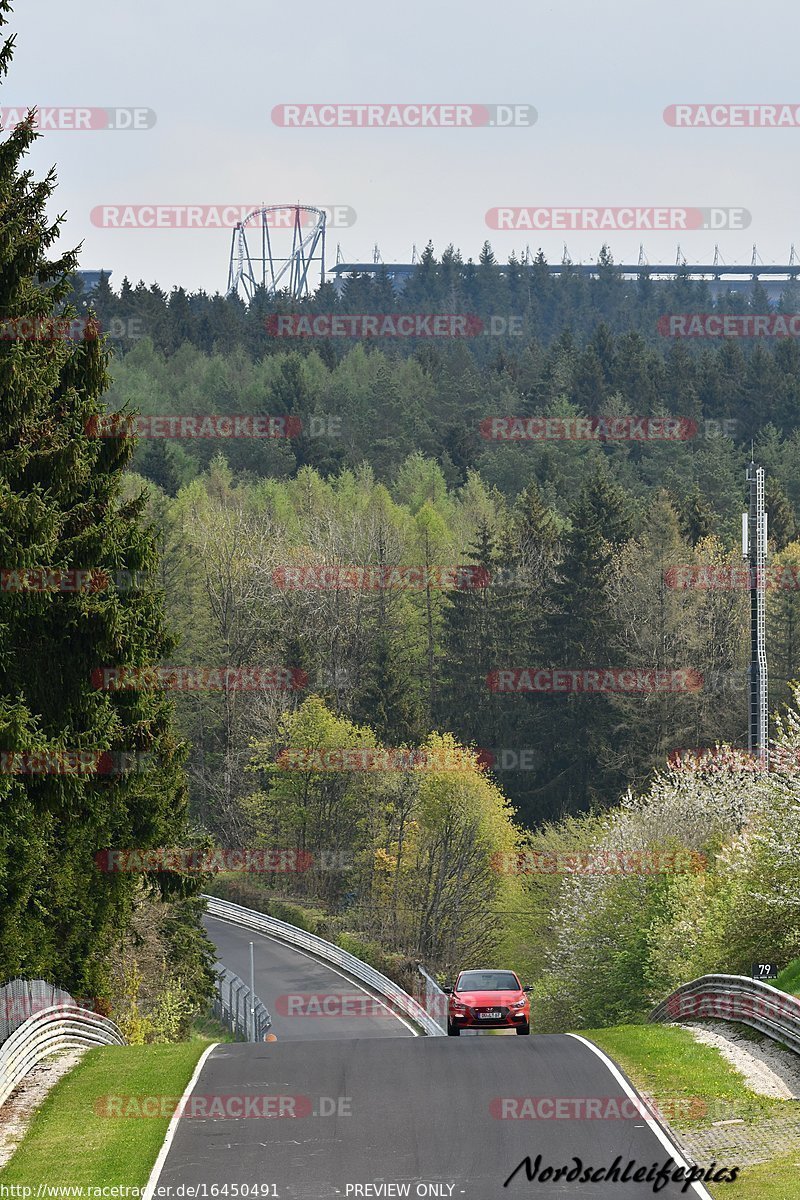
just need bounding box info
[534,484,628,816]
[0,7,190,994]
[435,521,510,750]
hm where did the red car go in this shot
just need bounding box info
[444,969,531,1035]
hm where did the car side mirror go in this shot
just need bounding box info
[522,985,533,992]
[442,986,453,994]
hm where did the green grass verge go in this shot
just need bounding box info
[775,957,800,997]
[584,1024,800,1198]
[0,1042,210,1187]
[191,1011,237,1042]
[706,1154,800,1200]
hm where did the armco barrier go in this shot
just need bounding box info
[0,1005,125,1108]
[650,974,800,1054]
[203,894,444,1036]
[417,963,448,1033]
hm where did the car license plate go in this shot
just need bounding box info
[481,1011,502,1019]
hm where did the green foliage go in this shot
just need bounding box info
[0,12,194,995]
[528,695,800,1029]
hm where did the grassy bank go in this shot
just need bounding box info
[585,1023,800,1199]
[0,1042,210,1186]
[775,958,800,997]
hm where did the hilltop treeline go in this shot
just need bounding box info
[75,242,800,364]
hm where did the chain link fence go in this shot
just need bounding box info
[212,963,271,1041]
[0,979,76,1045]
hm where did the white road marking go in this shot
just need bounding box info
[566,1034,715,1199]
[142,1041,218,1200]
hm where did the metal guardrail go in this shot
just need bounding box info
[417,964,448,1033]
[213,963,271,1041]
[0,1004,125,1109]
[0,979,76,1045]
[203,895,444,1036]
[650,974,800,1055]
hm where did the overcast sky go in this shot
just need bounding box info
[6,0,800,293]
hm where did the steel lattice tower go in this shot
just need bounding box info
[227,205,326,300]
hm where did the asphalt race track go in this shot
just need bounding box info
[152,915,714,1198]
[203,914,416,1040]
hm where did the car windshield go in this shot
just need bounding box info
[455,970,519,992]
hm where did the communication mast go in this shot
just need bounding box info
[743,459,768,761]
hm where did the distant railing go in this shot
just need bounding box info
[0,1004,125,1108]
[213,963,271,1041]
[651,974,800,1054]
[203,895,444,1036]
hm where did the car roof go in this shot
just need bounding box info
[457,967,518,974]
[456,968,520,980]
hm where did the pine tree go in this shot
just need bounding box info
[0,9,190,994]
[533,484,628,816]
[765,476,798,551]
[352,629,425,746]
[435,521,509,749]
[676,485,715,546]
[584,467,633,547]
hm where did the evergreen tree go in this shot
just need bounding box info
[534,484,628,816]
[435,521,510,750]
[0,9,191,993]
[675,486,716,546]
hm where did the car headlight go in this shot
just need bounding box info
[510,998,527,1009]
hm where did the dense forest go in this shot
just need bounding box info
[72,260,800,830]
[4,38,800,1029]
